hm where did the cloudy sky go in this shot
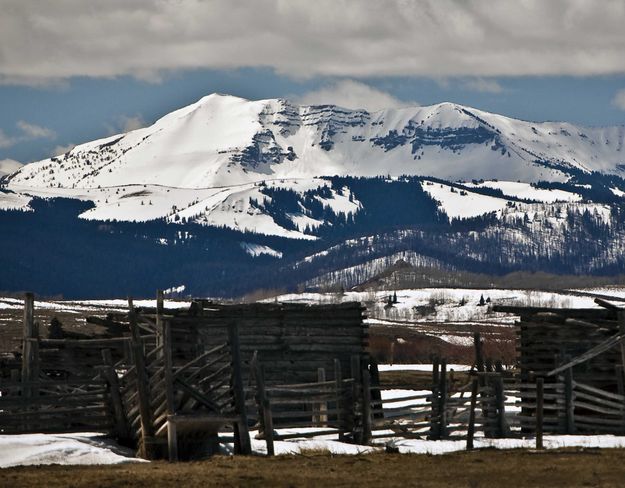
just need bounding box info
[2,0,625,165]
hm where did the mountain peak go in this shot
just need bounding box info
[6,94,625,190]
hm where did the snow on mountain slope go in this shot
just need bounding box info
[421,180,513,219]
[0,190,32,211]
[463,180,582,203]
[6,94,625,193]
[7,177,360,239]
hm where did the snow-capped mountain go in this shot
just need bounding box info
[2,94,625,298]
[6,93,625,192]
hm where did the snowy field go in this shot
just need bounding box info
[4,430,625,468]
[270,287,625,347]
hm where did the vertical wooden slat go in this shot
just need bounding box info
[536,377,544,450]
[474,332,484,373]
[21,292,35,389]
[334,359,345,441]
[429,357,440,440]
[439,359,447,438]
[361,365,372,445]
[101,348,129,441]
[466,378,479,450]
[254,361,274,456]
[494,374,507,437]
[317,367,327,426]
[228,322,251,455]
[156,289,164,315]
[350,355,362,443]
[369,359,383,420]
[129,298,155,459]
[162,319,178,462]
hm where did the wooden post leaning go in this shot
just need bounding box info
[101,348,130,441]
[129,298,155,459]
[228,321,251,455]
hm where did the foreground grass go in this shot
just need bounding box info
[2,449,625,487]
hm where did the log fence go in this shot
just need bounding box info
[4,293,625,460]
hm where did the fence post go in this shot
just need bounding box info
[156,290,164,353]
[429,357,440,440]
[369,359,383,420]
[350,355,363,443]
[156,289,164,315]
[101,348,130,442]
[493,374,507,437]
[536,377,544,450]
[439,359,448,438]
[262,397,275,456]
[466,377,479,450]
[228,321,251,455]
[162,319,178,462]
[254,361,274,456]
[361,364,372,445]
[334,359,345,441]
[474,332,484,373]
[21,292,36,391]
[317,367,327,426]
[129,298,155,459]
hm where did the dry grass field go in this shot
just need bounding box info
[2,449,625,487]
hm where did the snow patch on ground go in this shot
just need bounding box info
[0,433,145,468]
[388,435,625,455]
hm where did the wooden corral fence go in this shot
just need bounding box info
[0,293,370,461]
[495,298,625,436]
[4,292,625,459]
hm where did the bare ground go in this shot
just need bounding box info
[2,449,625,488]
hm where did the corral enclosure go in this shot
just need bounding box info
[2,292,625,462]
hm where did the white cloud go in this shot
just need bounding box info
[462,78,504,94]
[51,143,76,157]
[612,89,625,111]
[119,115,145,132]
[0,130,17,149]
[16,120,56,139]
[0,158,23,176]
[105,114,146,135]
[0,121,55,149]
[1,1,625,84]
[296,80,416,111]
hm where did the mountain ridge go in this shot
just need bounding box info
[5,93,625,192]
